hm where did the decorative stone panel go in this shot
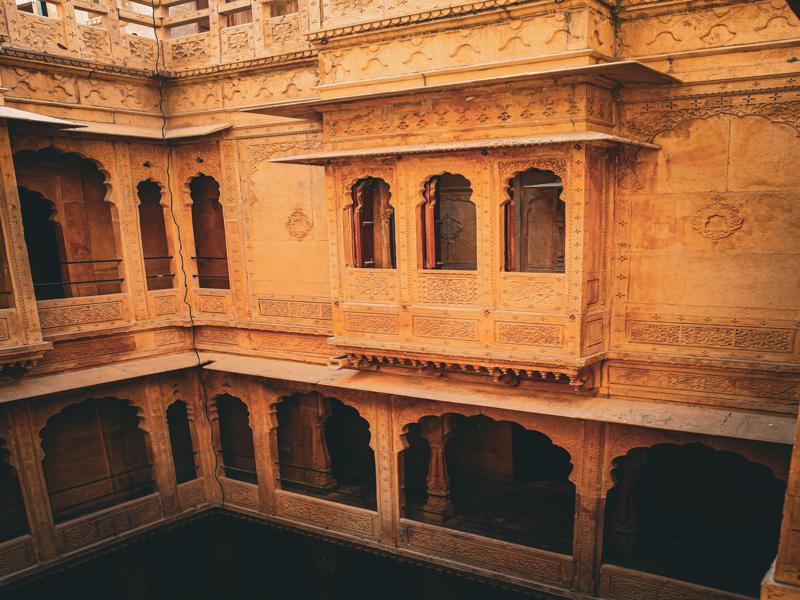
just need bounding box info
[413,317,478,341]
[344,312,399,335]
[38,300,125,330]
[276,491,377,537]
[0,537,36,578]
[55,495,163,553]
[417,273,478,305]
[401,521,570,585]
[221,478,259,510]
[627,320,795,354]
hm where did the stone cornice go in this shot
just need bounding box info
[0,45,317,83]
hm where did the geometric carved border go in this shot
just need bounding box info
[276,490,378,538]
[599,564,746,600]
[0,536,36,578]
[401,520,571,586]
[55,494,163,553]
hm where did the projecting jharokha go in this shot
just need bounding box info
[0,0,798,598]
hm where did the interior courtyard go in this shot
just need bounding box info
[0,0,799,598]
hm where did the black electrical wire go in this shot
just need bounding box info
[149,4,225,506]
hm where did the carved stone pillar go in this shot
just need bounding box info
[143,378,179,517]
[310,396,338,491]
[419,416,455,523]
[0,122,48,359]
[248,381,282,515]
[572,420,605,594]
[376,396,399,546]
[765,412,800,598]
[195,371,222,504]
[8,403,57,560]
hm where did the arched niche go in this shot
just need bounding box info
[0,439,29,542]
[275,391,376,510]
[212,393,256,484]
[418,173,477,270]
[188,174,229,290]
[137,179,174,292]
[345,177,396,269]
[400,413,575,553]
[602,442,786,596]
[39,397,154,523]
[165,400,197,484]
[15,148,123,299]
[503,167,565,273]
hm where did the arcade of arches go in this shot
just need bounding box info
[0,1,799,599]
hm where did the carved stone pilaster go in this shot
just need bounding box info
[143,378,180,517]
[572,420,605,594]
[8,404,57,561]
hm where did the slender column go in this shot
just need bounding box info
[419,416,455,522]
[143,378,179,517]
[8,403,57,560]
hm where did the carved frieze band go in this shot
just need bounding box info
[55,495,162,554]
[258,299,333,321]
[221,478,259,510]
[600,564,741,600]
[627,320,796,354]
[0,537,36,578]
[609,367,799,402]
[345,312,399,334]
[413,317,478,341]
[40,335,136,365]
[277,493,377,537]
[402,522,568,584]
[496,322,563,347]
[38,301,124,330]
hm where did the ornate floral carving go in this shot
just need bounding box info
[413,317,478,340]
[346,270,395,302]
[198,327,239,345]
[38,301,124,329]
[154,295,177,316]
[417,273,478,305]
[199,295,227,314]
[690,196,744,241]
[403,524,564,583]
[258,299,332,320]
[627,320,795,353]
[286,207,313,240]
[155,329,185,346]
[56,496,162,553]
[278,494,376,536]
[222,479,258,509]
[345,312,399,334]
[496,322,562,346]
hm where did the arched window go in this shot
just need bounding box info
[0,442,28,542]
[166,401,197,484]
[0,223,14,309]
[190,175,229,290]
[40,398,154,523]
[277,393,376,510]
[603,443,787,596]
[503,168,565,273]
[215,394,256,484]
[348,177,395,269]
[137,180,174,291]
[16,149,122,299]
[401,414,574,553]
[419,173,476,270]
